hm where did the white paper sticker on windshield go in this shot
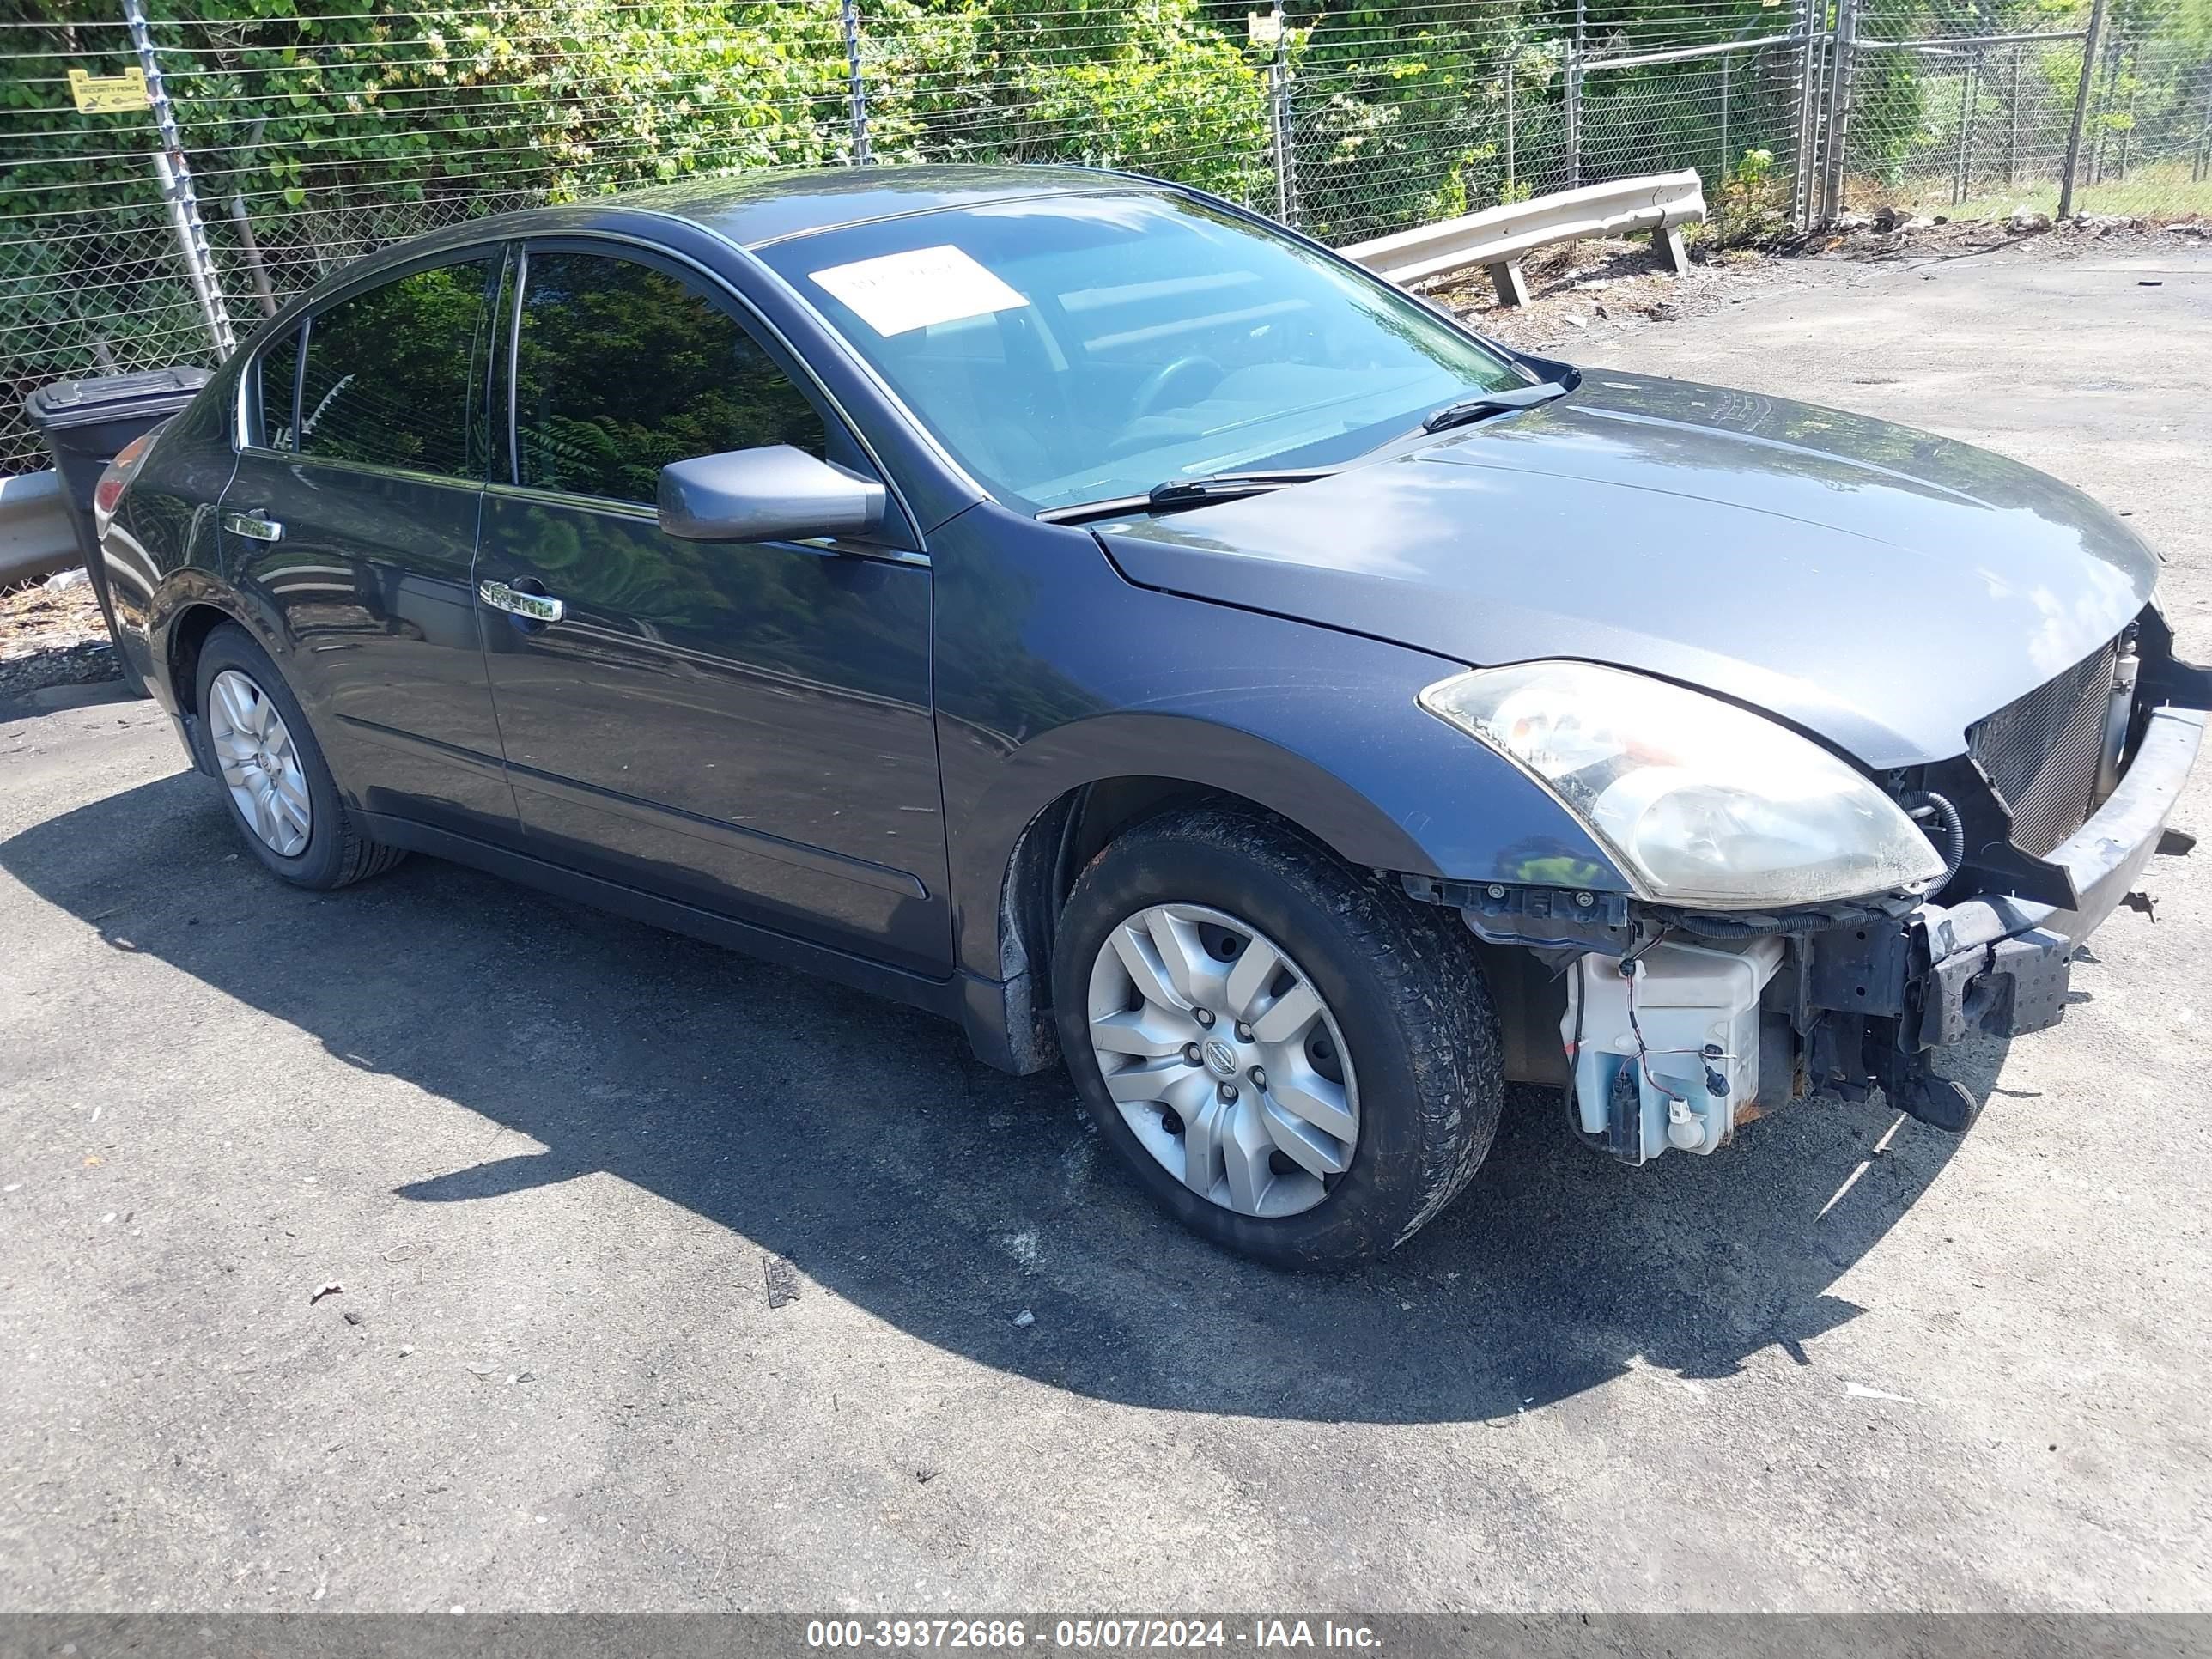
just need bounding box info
[808,244,1030,337]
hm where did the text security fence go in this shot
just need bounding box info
[4,0,2209,475]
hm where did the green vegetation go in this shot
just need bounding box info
[3,0,2208,468]
[1706,146,1792,245]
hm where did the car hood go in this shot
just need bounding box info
[1095,371,2159,768]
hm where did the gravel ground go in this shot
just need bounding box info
[1438,212,2212,357]
[1,236,2208,1615]
[0,575,119,705]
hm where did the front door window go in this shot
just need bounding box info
[511,251,828,504]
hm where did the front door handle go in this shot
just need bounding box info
[478,578,565,625]
[221,509,283,543]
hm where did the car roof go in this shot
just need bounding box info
[239,166,1190,347]
[611,163,1175,249]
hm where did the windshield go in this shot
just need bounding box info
[756,191,1529,514]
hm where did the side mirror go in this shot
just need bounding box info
[657,445,888,544]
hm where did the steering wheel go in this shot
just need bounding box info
[1130,355,1225,420]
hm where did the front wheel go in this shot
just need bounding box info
[1052,806,1504,1267]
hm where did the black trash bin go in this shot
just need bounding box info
[22,365,212,660]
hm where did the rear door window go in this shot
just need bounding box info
[510,250,829,507]
[298,257,497,479]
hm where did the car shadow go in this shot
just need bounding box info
[1,770,1990,1425]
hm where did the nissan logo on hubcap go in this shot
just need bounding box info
[1204,1038,1237,1077]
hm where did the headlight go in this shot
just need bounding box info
[1419,661,1946,908]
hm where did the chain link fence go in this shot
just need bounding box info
[4,10,226,470]
[1838,0,2209,220]
[4,0,2207,474]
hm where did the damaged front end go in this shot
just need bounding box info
[1407,608,2209,1164]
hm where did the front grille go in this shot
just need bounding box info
[1967,639,2121,857]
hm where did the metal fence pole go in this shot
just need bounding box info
[1719,52,1731,177]
[1787,0,1805,228]
[2197,73,2211,183]
[2008,46,2022,186]
[125,0,235,356]
[1801,0,1841,228]
[2058,0,2108,218]
[1504,47,1517,198]
[840,0,872,166]
[1818,0,1857,223]
[1566,0,1586,189]
[2116,58,2134,179]
[1269,9,1296,225]
[1954,61,1978,204]
[2092,28,2120,182]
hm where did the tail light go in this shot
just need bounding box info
[92,431,155,538]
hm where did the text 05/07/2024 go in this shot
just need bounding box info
[801,1620,1385,1650]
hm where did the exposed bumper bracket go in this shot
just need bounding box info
[1915,702,2204,1051]
[1921,925,2076,1047]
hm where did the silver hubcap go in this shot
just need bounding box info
[208,668,312,858]
[1086,903,1358,1218]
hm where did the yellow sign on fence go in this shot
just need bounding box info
[67,68,151,115]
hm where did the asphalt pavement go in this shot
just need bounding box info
[3,237,2208,1613]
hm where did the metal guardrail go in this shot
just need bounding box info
[1340,170,1709,306]
[0,470,77,589]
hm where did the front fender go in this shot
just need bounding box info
[951,694,1627,981]
[931,506,1628,987]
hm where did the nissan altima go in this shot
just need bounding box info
[91,164,2207,1264]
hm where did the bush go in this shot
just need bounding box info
[1708,146,1790,246]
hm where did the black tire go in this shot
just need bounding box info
[1051,805,1504,1267]
[193,622,404,890]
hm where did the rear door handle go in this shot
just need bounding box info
[478,578,565,625]
[221,509,283,543]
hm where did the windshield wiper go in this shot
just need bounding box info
[1037,469,1334,526]
[1146,469,1333,509]
[1419,380,1572,434]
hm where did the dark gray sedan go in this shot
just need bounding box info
[93,164,2206,1265]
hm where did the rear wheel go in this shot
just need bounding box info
[193,623,403,890]
[1052,805,1504,1267]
